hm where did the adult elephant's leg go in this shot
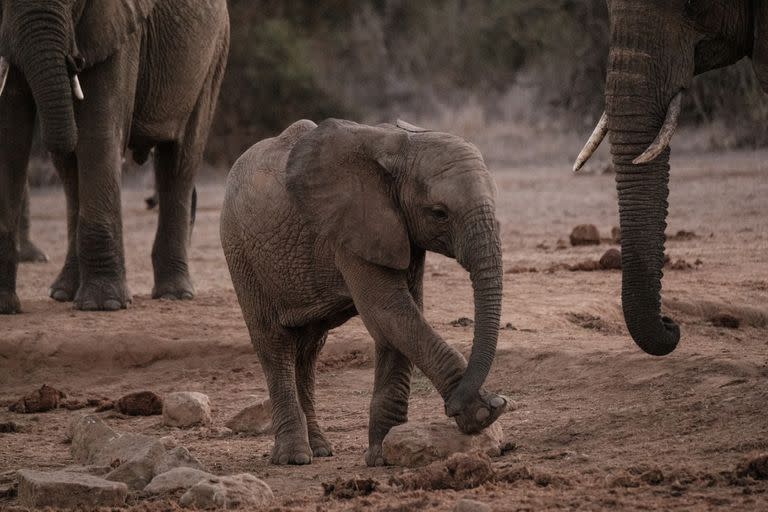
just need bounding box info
[0,67,36,314]
[72,56,132,311]
[17,182,48,263]
[49,154,80,301]
[294,328,332,457]
[151,141,196,300]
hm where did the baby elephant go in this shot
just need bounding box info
[221,119,506,466]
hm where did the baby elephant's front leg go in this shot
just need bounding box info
[366,343,413,466]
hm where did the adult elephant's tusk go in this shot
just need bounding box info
[633,91,683,165]
[573,111,608,172]
[0,57,10,97]
[71,74,84,101]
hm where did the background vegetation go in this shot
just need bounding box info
[20,0,767,180]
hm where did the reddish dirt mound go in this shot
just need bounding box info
[8,385,66,413]
[322,478,379,499]
[736,453,768,480]
[115,391,163,416]
[391,452,495,491]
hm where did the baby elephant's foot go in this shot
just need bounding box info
[271,437,313,465]
[74,278,131,311]
[446,389,507,435]
[50,264,79,302]
[310,433,333,458]
[364,444,386,467]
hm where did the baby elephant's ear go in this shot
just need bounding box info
[285,119,411,270]
[754,0,768,93]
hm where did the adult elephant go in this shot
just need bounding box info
[574,0,767,356]
[0,0,229,314]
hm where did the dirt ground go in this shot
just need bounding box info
[1,147,767,511]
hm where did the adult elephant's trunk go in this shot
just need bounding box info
[451,205,503,403]
[606,74,680,356]
[14,7,78,154]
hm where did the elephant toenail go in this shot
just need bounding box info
[104,300,122,311]
[51,290,70,302]
[476,407,490,422]
[490,396,506,408]
[294,453,311,464]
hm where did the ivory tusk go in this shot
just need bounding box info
[0,57,10,97]
[633,91,683,165]
[71,74,84,101]
[573,111,608,172]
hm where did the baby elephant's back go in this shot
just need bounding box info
[222,120,317,235]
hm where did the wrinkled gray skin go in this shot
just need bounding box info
[221,119,506,466]
[0,0,229,314]
[583,0,768,355]
[17,182,47,263]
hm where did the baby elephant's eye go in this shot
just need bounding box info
[429,206,450,222]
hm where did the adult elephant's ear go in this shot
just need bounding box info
[754,0,768,92]
[286,119,411,270]
[75,0,157,66]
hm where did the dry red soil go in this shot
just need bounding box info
[1,149,767,511]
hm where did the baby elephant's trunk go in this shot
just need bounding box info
[446,205,503,419]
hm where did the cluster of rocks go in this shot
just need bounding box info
[6,390,277,509]
[12,413,273,509]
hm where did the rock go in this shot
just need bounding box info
[144,467,214,494]
[599,248,622,270]
[154,446,205,475]
[61,465,113,476]
[17,470,128,508]
[455,498,492,512]
[225,400,273,435]
[70,415,119,463]
[569,224,600,246]
[98,434,167,490]
[9,384,66,413]
[382,420,504,467]
[710,313,740,329]
[163,392,212,427]
[115,391,163,416]
[179,473,273,509]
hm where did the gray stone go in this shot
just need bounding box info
[70,414,118,463]
[98,433,167,490]
[225,399,272,435]
[163,392,212,427]
[17,470,127,508]
[382,420,505,467]
[154,446,205,475]
[570,224,601,246]
[61,465,113,476]
[455,498,492,512]
[179,473,273,509]
[144,467,214,494]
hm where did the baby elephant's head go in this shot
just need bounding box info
[286,119,503,431]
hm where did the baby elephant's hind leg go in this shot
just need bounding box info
[295,329,333,457]
[258,328,313,465]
